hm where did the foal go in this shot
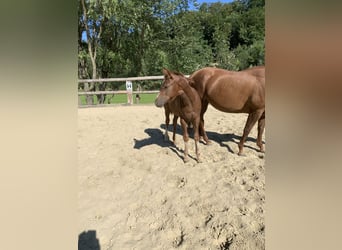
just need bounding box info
[155,68,204,163]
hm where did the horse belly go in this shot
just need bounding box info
[207,88,249,113]
[167,100,192,122]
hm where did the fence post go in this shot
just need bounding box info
[126,80,133,105]
[135,84,142,104]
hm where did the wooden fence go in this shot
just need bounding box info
[78,75,190,106]
[78,75,167,96]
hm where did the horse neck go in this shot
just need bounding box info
[179,90,192,107]
[177,78,197,104]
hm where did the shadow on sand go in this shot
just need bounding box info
[133,128,197,162]
[133,124,264,160]
[158,123,264,154]
[78,230,100,250]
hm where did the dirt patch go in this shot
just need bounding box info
[78,104,265,249]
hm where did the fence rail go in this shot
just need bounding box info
[78,75,189,105]
[78,75,167,83]
[78,74,189,83]
[78,90,159,95]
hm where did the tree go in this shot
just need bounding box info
[80,0,118,104]
[78,0,265,99]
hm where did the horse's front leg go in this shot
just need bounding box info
[164,106,170,141]
[172,115,178,143]
[199,118,211,145]
[180,118,190,163]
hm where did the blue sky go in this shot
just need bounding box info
[191,0,234,10]
[189,0,234,10]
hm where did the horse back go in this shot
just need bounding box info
[242,66,265,83]
[190,66,265,113]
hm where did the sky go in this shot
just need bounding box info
[191,0,234,9]
[188,0,234,11]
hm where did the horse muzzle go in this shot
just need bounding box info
[154,95,169,107]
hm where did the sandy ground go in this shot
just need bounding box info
[78,104,265,250]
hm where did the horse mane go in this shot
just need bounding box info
[169,70,195,84]
[165,69,196,101]
[174,75,198,106]
[170,71,195,85]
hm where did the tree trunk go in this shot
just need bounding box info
[96,82,106,104]
[84,82,94,105]
[81,0,101,105]
[87,57,96,105]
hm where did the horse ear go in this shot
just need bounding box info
[188,78,195,86]
[162,68,173,79]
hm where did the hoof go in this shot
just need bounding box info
[197,158,202,163]
[237,152,246,156]
[183,157,189,163]
[257,143,265,153]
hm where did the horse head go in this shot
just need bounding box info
[154,68,188,107]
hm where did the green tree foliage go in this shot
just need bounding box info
[78,0,265,90]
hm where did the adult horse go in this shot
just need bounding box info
[155,69,206,163]
[190,66,265,155]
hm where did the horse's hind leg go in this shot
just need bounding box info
[257,111,265,153]
[238,110,264,155]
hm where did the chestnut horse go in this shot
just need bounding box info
[190,66,265,155]
[155,69,206,163]
[163,104,195,144]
